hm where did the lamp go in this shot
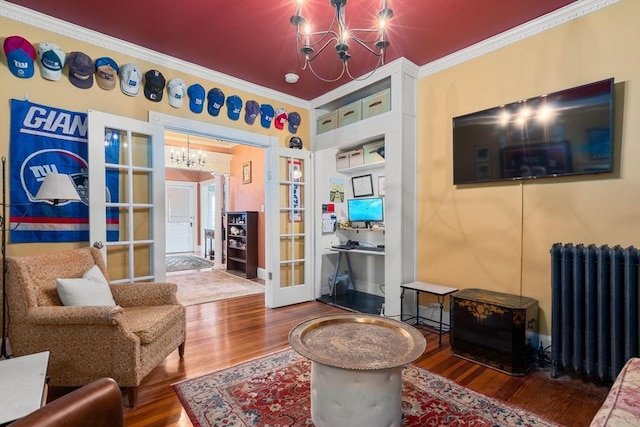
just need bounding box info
[1,158,81,358]
[290,0,393,82]
[35,173,82,205]
[169,135,206,169]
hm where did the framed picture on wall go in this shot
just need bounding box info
[378,176,385,196]
[351,174,374,197]
[242,161,252,184]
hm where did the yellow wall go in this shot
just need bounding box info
[417,0,640,335]
[0,15,309,257]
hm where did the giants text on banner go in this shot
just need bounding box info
[9,99,119,242]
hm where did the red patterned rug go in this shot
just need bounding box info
[173,348,559,427]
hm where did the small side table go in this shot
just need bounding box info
[0,351,50,425]
[401,281,458,346]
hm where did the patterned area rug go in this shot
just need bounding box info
[166,254,215,273]
[173,348,559,427]
[169,269,264,306]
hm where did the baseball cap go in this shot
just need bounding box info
[274,108,288,130]
[95,57,119,90]
[187,83,205,113]
[289,136,303,149]
[167,77,187,108]
[226,95,243,121]
[37,42,65,81]
[259,104,274,129]
[207,88,225,116]
[119,63,142,96]
[67,51,94,89]
[245,100,259,125]
[4,35,36,78]
[144,69,165,102]
[288,111,301,134]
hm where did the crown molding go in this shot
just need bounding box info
[418,0,621,79]
[0,1,311,110]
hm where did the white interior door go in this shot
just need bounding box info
[166,182,195,253]
[88,110,166,283]
[265,147,313,308]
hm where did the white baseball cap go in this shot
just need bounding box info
[119,63,142,96]
[37,42,66,81]
[167,77,187,108]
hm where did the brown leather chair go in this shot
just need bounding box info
[10,377,124,427]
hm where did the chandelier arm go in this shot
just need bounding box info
[305,37,340,62]
[345,55,385,81]
[347,37,385,57]
[306,60,347,83]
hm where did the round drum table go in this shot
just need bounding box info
[289,314,426,427]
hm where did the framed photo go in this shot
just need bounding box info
[378,176,385,196]
[476,146,490,163]
[242,161,252,184]
[351,174,374,198]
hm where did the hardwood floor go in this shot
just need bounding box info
[53,294,610,426]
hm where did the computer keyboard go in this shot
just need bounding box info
[357,246,385,252]
[331,244,351,250]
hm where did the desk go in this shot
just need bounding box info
[0,351,50,425]
[327,247,385,297]
[400,281,458,346]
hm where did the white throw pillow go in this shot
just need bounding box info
[56,265,116,306]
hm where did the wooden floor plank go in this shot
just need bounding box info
[46,294,609,426]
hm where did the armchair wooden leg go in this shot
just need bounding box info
[178,342,185,358]
[127,387,137,408]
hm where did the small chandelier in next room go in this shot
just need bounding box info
[290,0,393,82]
[170,135,205,169]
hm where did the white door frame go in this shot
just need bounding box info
[147,112,284,305]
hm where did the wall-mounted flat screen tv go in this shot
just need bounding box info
[452,78,614,185]
[347,197,384,228]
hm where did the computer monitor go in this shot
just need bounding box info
[347,197,384,228]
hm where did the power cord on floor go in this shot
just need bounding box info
[535,343,552,370]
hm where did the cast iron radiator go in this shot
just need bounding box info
[550,243,639,382]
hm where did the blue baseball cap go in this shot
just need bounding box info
[245,100,259,125]
[288,111,301,134]
[260,104,275,129]
[207,88,225,116]
[226,95,243,121]
[4,36,36,79]
[187,83,205,114]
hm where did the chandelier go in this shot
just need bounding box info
[170,135,205,169]
[290,0,393,82]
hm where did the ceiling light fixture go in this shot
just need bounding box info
[290,0,393,82]
[170,135,205,169]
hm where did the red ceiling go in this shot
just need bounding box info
[7,0,576,100]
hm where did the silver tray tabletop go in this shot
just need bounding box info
[289,314,426,370]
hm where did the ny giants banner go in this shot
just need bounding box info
[10,99,119,242]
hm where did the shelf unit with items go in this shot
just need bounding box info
[315,78,391,137]
[335,139,385,172]
[311,58,418,319]
[226,211,258,279]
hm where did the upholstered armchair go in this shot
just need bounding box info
[5,247,186,407]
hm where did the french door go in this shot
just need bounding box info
[265,146,313,307]
[87,111,166,283]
